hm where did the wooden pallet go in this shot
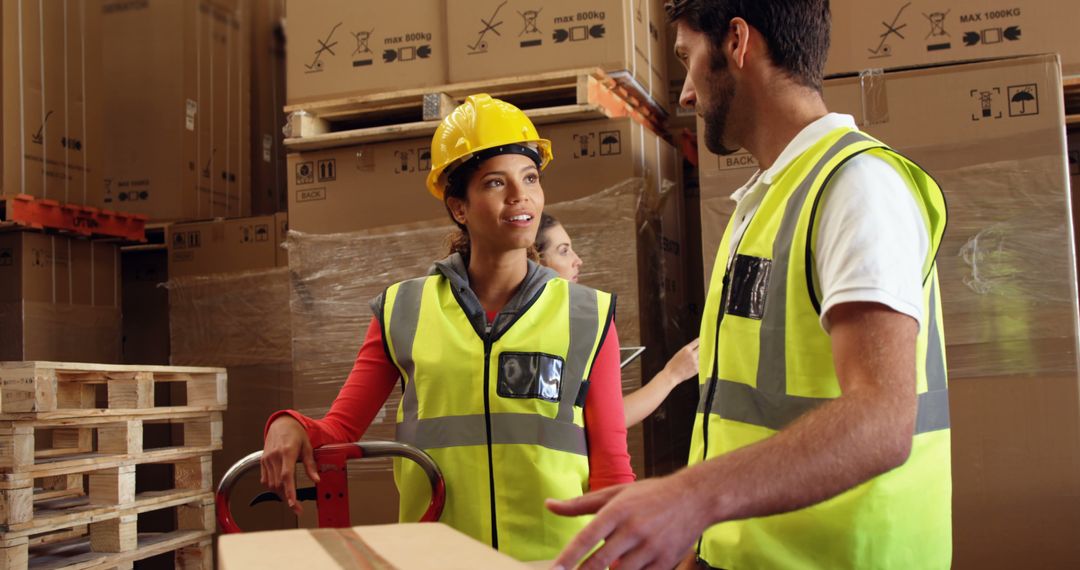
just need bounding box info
[0,494,214,570]
[0,362,226,417]
[283,67,668,151]
[0,411,222,481]
[0,195,147,242]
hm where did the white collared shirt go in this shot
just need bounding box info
[726,113,929,331]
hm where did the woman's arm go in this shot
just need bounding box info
[622,338,700,427]
[584,321,637,488]
[261,317,401,513]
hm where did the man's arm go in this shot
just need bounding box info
[548,302,918,570]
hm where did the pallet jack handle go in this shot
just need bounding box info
[216,441,445,533]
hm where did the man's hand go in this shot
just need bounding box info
[546,474,710,570]
[260,415,320,515]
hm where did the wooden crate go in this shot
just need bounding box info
[283,67,668,151]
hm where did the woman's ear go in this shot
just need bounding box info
[446,196,467,225]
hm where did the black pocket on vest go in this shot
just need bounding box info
[724,254,772,320]
[497,352,565,403]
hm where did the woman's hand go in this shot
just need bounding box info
[662,338,700,387]
[260,415,320,515]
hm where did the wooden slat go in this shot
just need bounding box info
[0,407,223,425]
[0,446,217,483]
[23,530,211,570]
[2,490,212,538]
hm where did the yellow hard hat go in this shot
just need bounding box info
[426,94,553,199]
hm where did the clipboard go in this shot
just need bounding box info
[619,346,646,369]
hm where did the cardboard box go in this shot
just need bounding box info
[0,232,120,362]
[698,55,1080,567]
[167,212,287,277]
[828,0,1080,77]
[100,0,251,220]
[2,0,103,205]
[166,213,293,532]
[287,117,669,233]
[218,523,531,569]
[447,0,668,106]
[250,0,287,215]
[284,0,448,104]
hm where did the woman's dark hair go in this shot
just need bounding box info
[443,161,475,261]
[534,213,562,255]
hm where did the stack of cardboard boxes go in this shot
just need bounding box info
[696,1,1080,565]
[0,2,124,363]
[107,0,295,536]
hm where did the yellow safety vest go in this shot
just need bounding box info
[380,270,614,562]
[693,128,952,569]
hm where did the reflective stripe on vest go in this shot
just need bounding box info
[382,274,611,562]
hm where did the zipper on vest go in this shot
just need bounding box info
[482,325,499,550]
[697,271,730,557]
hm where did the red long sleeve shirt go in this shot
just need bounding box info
[267,315,636,489]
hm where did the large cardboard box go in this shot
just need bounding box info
[284,0,448,104]
[287,117,670,233]
[100,0,251,220]
[447,0,668,106]
[699,55,1080,568]
[219,523,531,569]
[167,213,287,277]
[828,0,1080,77]
[166,213,293,532]
[2,1,103,205]
[250,0,287,215]
[0,232,120,362]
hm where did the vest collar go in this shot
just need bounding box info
[429,253,559,340]
[759,113,858,185]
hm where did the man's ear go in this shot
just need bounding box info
[447,196,467,225]
[728,17,751,69]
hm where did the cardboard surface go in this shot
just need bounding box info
[2,0,103,205]
[166,212,288,278]
[446,0,667,105]
[100,0,251,220]
[828,0,1080,77]
[287,117,664,233]
[250,0,287,215]
[0,232,120,362]
[1069,127,1079,286]
[698,55,1080,568]
[218,523,530,569]
[285,0,448,104]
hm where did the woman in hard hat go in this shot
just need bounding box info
[260,94,634,562]
[534,213,701,427]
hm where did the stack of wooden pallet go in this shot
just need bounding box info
[0,362,226,569]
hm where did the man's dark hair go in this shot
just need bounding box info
[665,0,830,91]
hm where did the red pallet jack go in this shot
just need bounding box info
[215,441,445,533]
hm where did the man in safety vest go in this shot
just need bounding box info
[548,1,951,569]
